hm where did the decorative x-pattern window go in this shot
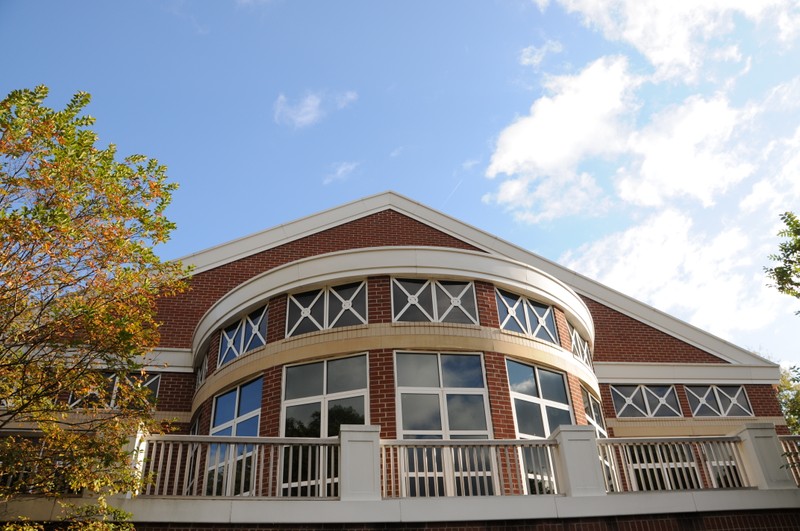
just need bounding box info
[610,385,682,418]
[286,282,367,337]
[219,305,268,367]
[495,289,558,345]
[581,387,607,438]
[685,385,753,417]
[68,373,160,409]
[570,324,592,366]
[392,279,478,325]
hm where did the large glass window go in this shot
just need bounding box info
[506,359,572,438]
[286,282,367,337]
[218,305,268,367]
[610,385,682,418]
[282,354,368,437]
[496,289,558,345]
[395,352,490,438]
[392,279,478,325]
[685,385,753,417]
[207,378,263,496]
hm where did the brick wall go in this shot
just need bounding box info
[584,297,726,364]
[133,508,800,530]
[157,210,483,349]
[156,373,195,412]
[369,349,396,439]
[484,351,517,439]
[475,281,498,328]
[367,277,392,325]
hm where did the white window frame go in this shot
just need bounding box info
[495,289,559,345]
[506,359,573,440]
[68,372,160,409]
[285,282,368,337]
[207,378,263,496]
[610,385,683,418]
[570,324,592,366]
[581,387,607,438]
[394,351,493,497]
[280,354,370,438]
[218,305,268,367]
[685,385,753,417]
[391,279,479,325]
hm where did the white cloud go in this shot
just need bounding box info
[323,161,360,185]
[273,90,359,129]
[273,93,324,129]
[484,55,637,221]
[617,94,754,207]
[461,159,480,171]
[561,209,780,337]
[520,40,564,68]
[740,124,800,214]
[552,0,797,81]
[487,56,637,179]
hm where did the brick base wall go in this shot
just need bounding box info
[131,509,800,530]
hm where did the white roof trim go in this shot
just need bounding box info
[594,362,780,385]
[176,191,776,370]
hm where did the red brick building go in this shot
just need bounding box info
[9,192,800,529]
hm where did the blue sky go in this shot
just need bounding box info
[2,0,799,365]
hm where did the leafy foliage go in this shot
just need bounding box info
[766,211,800,311]
[0,86,187,522]
[778,366,800,435]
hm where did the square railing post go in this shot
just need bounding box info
[339,424,382,501]
[735,423,795,490]
[551,425,606,497]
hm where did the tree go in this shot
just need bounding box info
[766,211,800,310]
[0,86,187,526]
[778,366,800,435]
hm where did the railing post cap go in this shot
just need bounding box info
[339,424,381,433]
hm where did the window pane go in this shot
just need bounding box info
[213,389,237,427]
[285,402,321,437]
[327,355,367,394]
[446,394,487,430]
[514,399,545,438]
[506,360,537,397]
[238,378,262,416]
[327,396,365,436]
[496,290,525,333]
[539,369,568,404]
[397,353,439,387]
[401,394,442,430]
[436,282,476,324]
[546,406,572,431]
[235,415,259,437]
[393,279,433,322]
[441,354,484,388]
[285,362,324,400]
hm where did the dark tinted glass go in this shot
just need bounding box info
[285,402,321,437]
[396,353,439,387]
[539,369,568,404]
[238,378,262,415]
[506,360,537,397]
[213,389,237,427]
[327,396,365,436]
[401,393,441,430]
[327,355,367,394]
[441,354,484,388]
[446,394,487,430]
[514,399,544,438]
[285,362,324,399]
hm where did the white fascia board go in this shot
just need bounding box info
[594,362,781,385]
[175,191,773,369]
[137,348,193,372]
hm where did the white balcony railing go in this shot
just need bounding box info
[135,424,794,500]
[141,435,339,498]
[597,436,750,492]
[379,439,557,498]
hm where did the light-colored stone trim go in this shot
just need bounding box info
[193,323,599,410]
[606,417,787,437]
[139,348,193,372]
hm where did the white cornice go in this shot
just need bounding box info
[594,362,780,385]
[176,191,776,370]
